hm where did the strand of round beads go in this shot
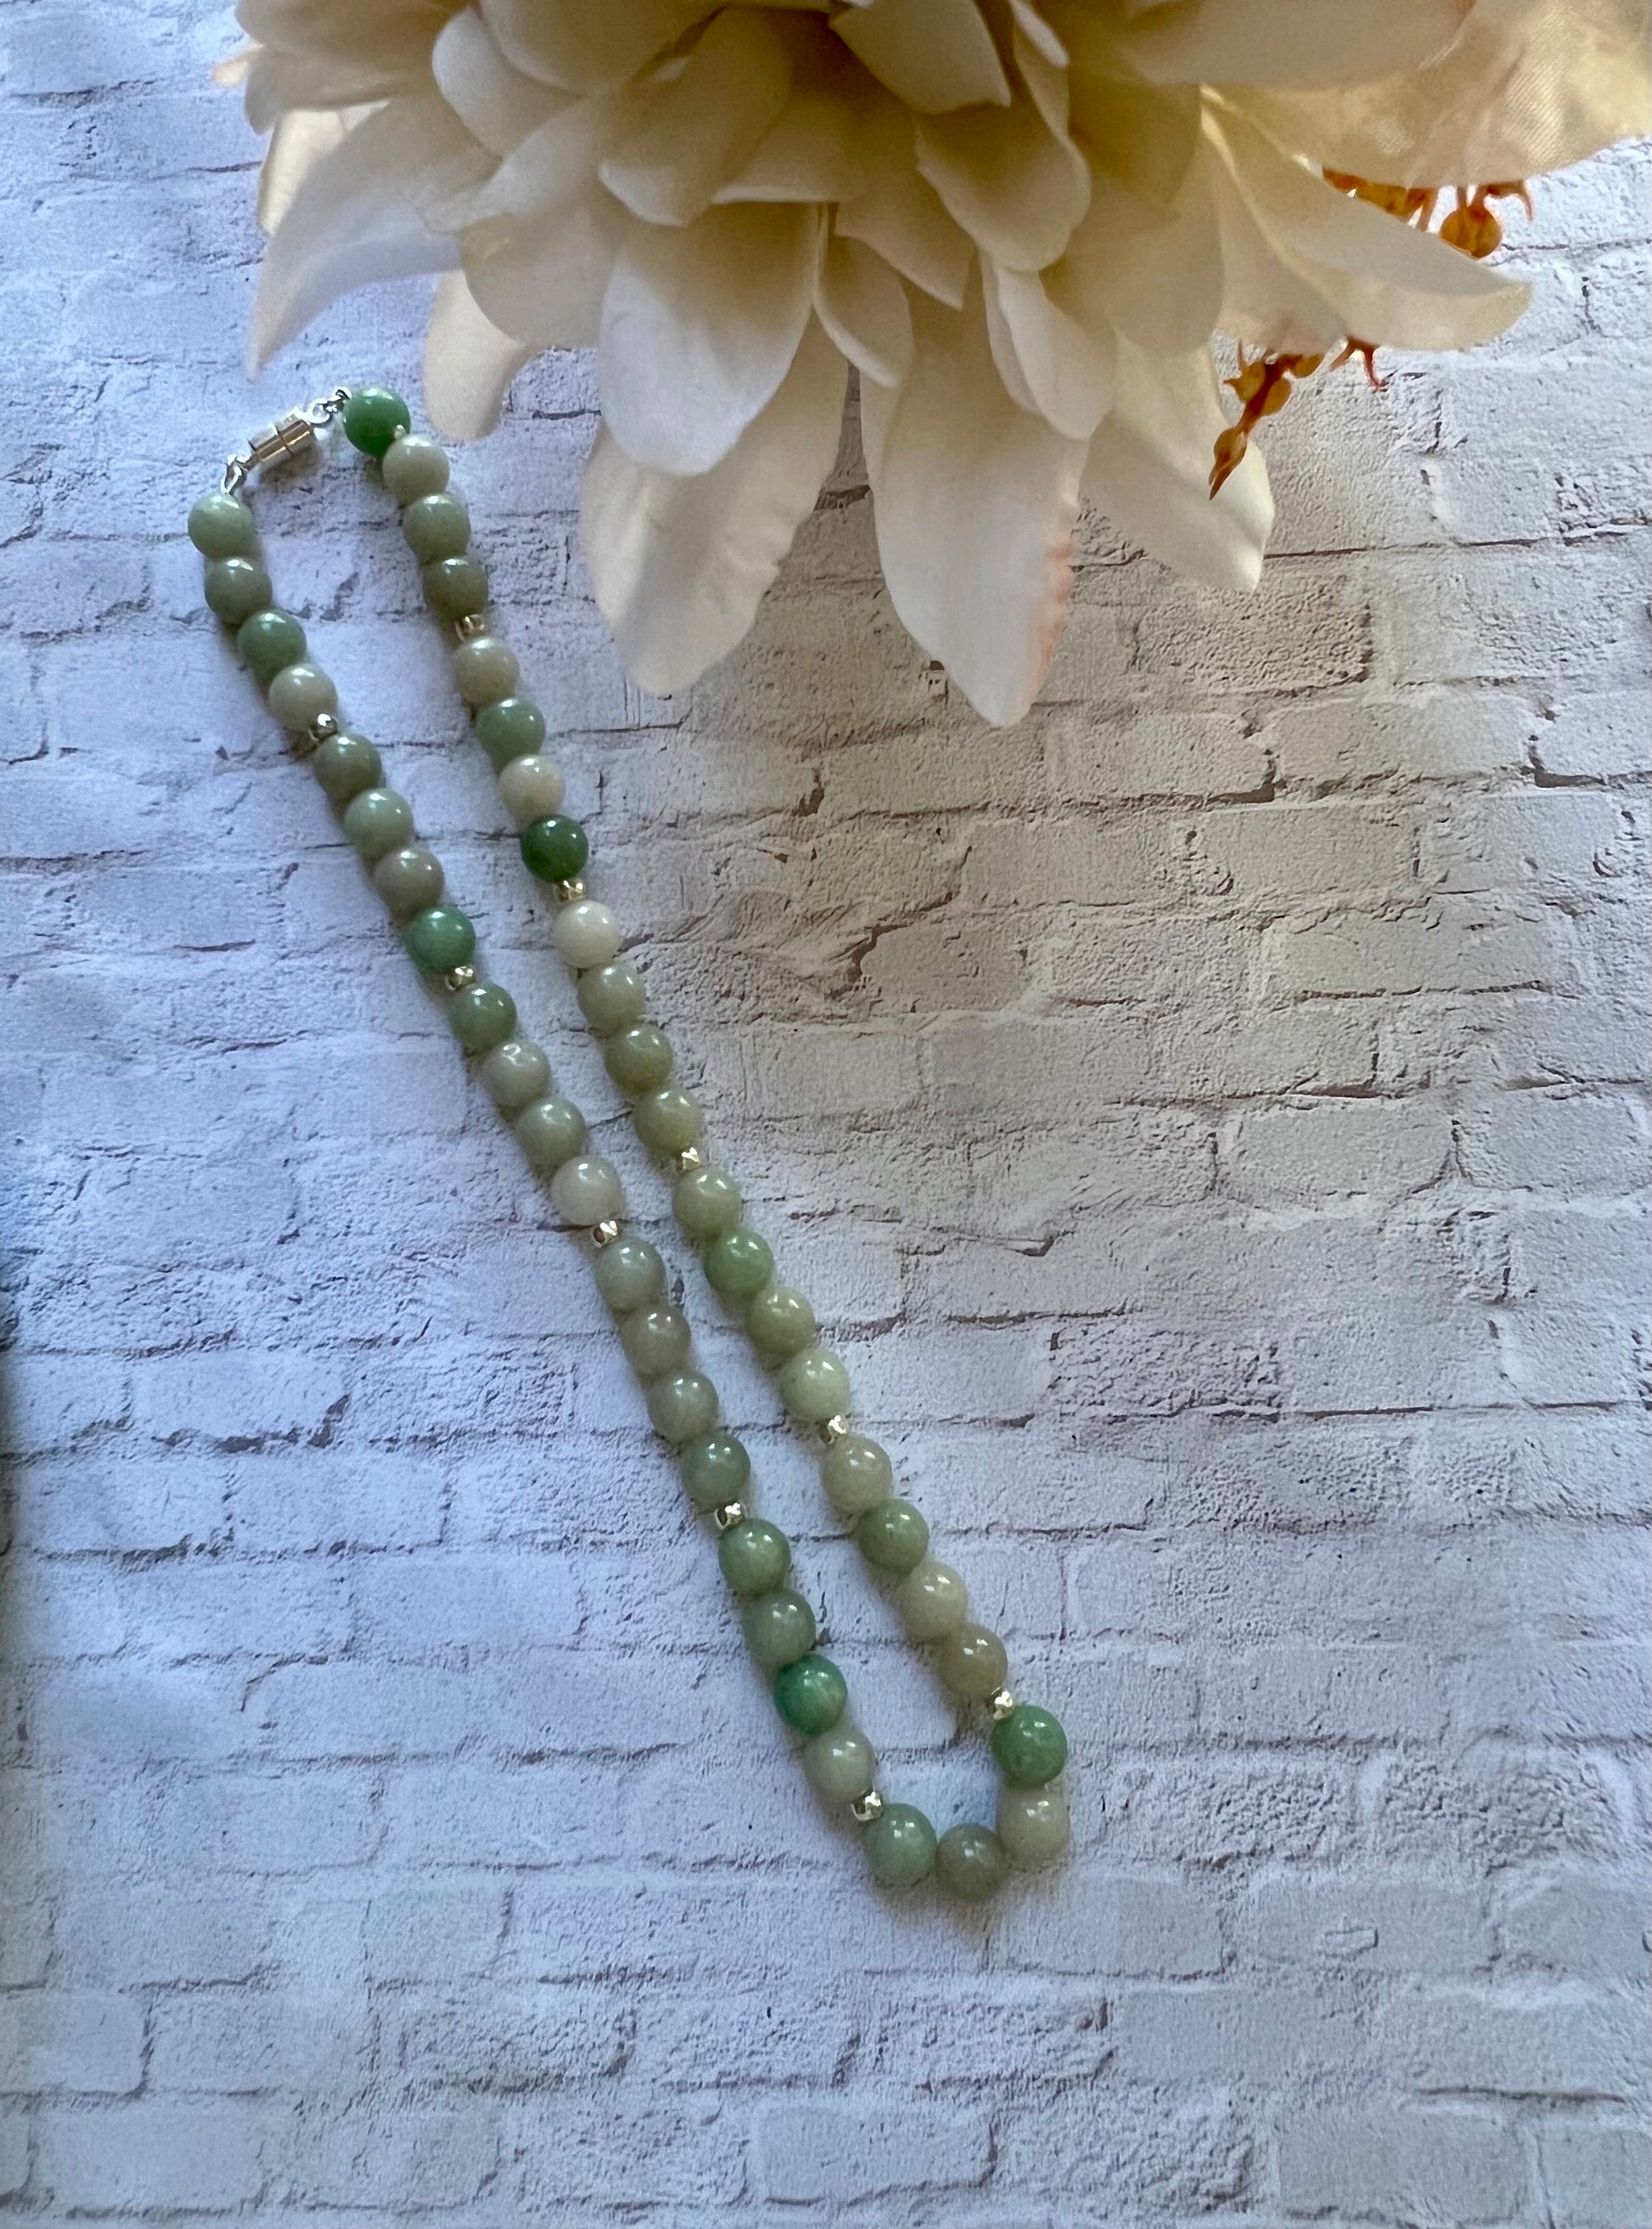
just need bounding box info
[188,384,1070,1895]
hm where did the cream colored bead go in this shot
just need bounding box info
[996,1784,1070,1869]
[553,898,621,970]
[548,1153,625,1227]
[896,1559,968,1641]
[497,753,566,824]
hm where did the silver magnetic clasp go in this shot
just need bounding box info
[244,411,318,470]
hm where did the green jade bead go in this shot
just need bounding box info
[619,1303,691,1381]
[342,385,411,459]
[997,1785,1070,1870]
[678,1429,750,1513]
[237,608,306,686]
[778,1347,851,1423]
[448,982,517,1054]
[632,1087,703,1156]
[479,1038,549,1110]
[451,634,519,707]
[514,1095,586,1170]
[705,1227,773,1300]
[576,960,646,1036]
[821,1434,893,1516]
[717,1517,790,1597]
[341,788,414,861]
[204,556,272,626]
[803,1726,875,1804]
[935,1823,1010,1903]
[188,490,258,560]
[593,1236,665,1314]
[474,696,545,769]
[311,731,382,802]
[401,903,475,976]
[604,1025,673,1094]
[745,1284,817,1360]
[674,1166,741,1241]
[743,1587,817,1669]
[374,846,444,919]
[991,1703,1068,1788]
[267,662,338,731]
[936,1621,1009,1702]
[856,1498,930,1577]
[423,555,490,622]
[772,1653,847,1737]
[863,1802,936,1887]
[646,1371,718,1443]
[520,814,589,886]
[402,490,470,563]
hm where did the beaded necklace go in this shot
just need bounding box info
[189,383,1070,1903]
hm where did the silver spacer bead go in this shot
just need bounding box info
[989,1688,1017,1722]
[553,877,587,903]
[849,1790,885,1825]
[590,1219,624,1248]
[712,1500,746,1533]
[443,964,478,993]
[304,711,340,746]
[453,611,490,639]
[673,1145,705,1174]
[818,1415,851,1443]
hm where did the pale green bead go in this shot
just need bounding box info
[632,1087,703,1156]
[717,1517,789,1597]
[778,1347,851,1423]
[802,1726,876,1804]
[604,1026,673,1094]
[423,556,489,623]
[896,1559,968,1641]
[514,1095,586,1170]
[311,731,381,803]
[745,1284,817,1360]
[553,899,620,970]
[381,433,450,504]
[645,1371,719,1443]
[402,489,470,562]
[593,1236,664,1313]
[549,1152,623,1226]
[996,1785,1070,1870]
[372,845,444,918]
[935,1621,1009,1701]
[934,1823,1010,1903]
[742,1588,816,1669]
[677,1429,748,1511]
[203,556,272,627]
[821,1433,893,1516]
[341,788,414,861]
[267,662,339,732]
[673,1166,741,1241]
[188,490,258,560]
[479,1038,550,1110]
[863,1802,936,1887]
[576,960,646,1038]
[448,982,515,1054]
[452,635,520,708]
[620,1304,692,1381]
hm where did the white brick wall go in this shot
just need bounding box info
[1,3,1647,2218]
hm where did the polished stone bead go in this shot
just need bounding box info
[991,1703,1067,1788]
[402,489,470,562]
[549,1151,624,1227]
[674,1165,742,1241]
[373,844,444,918]
[742,1587,816,1670]
[553,898,620,970]
[677,1428,749,1512]
[593,1235,665,1313]
[620,1303,692,1381]
[717,1517,790,1597]
[745,1284,817,1360]
[821,1433,894,1516]
[645,1370,719,1443]
[896,1559,968,1641]
[311,730,382,802]
[604,1025,673,1094]
[803,1726,875,1804]
[934,1822,1010,1903]
[237,607,306,685]
[863,1802,936,1887]
[188,490,258,560]
[520,813,589,885]
[381,432,450,503]
[778,1346,851,1422]
[576,960,646,1037]
[342,385,411,459]
[452,633,520,707]
[423,554,490,622]
[267,661,339,731]
[855,1498,930,1577]
[632,1087,703,1155]
[340,788,414,861]
[772,1652,847,1737]
[401,903,475,975]
[514,1094,586,1170]
[497,753,565,824]
[479,1038,550,1111]
[705,1227,773,1300]
[473,695,545,768]
[996,1785,1070,1869]
[448,982,517,1054]
[204,555,272,626]
[936,1622,1009,1702]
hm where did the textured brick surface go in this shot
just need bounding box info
[0,5,1648,2220]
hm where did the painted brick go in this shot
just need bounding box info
[1541,2123,1652,2229]
[0,1992,143,2097]
[1277,2105,1525,2222]
[754,2100,992,2203]
[1380,1990,1646,2101]
[35,2102,270,2209]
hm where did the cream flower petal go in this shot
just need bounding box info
[815,234,914,386]
[478,0,705,93]
[237,0,452,129]
[862,279,1087,726]
[424,268,534,436]
[1057,164,1222,356]
[598,8,795,226]
[582,315,848,695]
[835,0,1011,113]
[715,88,872,205]
[599,202,823,474]
[430,6,560,155]
[916,94,1091,270]
[986,261,1115,438]
[1082,337,1273,591]
[256,106,357,234]
[250,97,488,369]
[1121,0,1469,91]
[835,105,974,306]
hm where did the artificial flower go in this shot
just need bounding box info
[229,0,1651,724]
